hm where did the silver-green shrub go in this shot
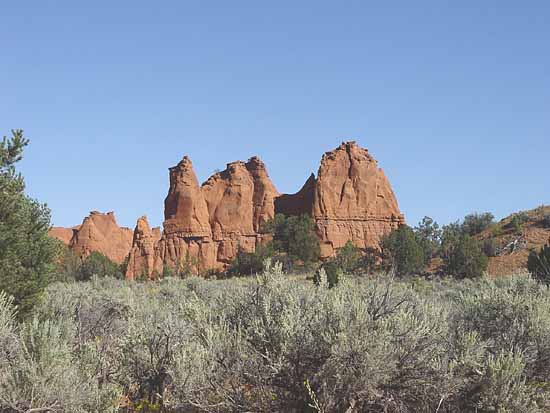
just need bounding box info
[2,269,550,412]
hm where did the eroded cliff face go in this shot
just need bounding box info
[202,157,279,263]
[63,141,405,278]
[49,211,133,264]
[310,141,404,257]
[125,155,279,279]
[124,216,161,279]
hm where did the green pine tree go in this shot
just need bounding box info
[0,130,59,317]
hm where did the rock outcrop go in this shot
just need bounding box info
[49,211,133,264]
[149,156,217,278]
[125,155,280,279]
[125,216,161,279]
[125,141,404,278]
[312,141,404,257]
[49,226,80,246]
[202,157,279,263]
[276,142,403,257]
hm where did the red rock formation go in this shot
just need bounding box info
[49,226,80,246]
[274,173,315,217]
[201,157,279,263]
[274,142,404,258]
[163,156,212,237]
[311,142,404,257]
[125,216,161,279]
[125,155,280,278]
[122,141,404,277]
[49,211,133,264]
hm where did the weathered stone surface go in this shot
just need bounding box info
[163,156,212,237]
[156,156,218,274]
[125,216,161,280]
[311,142,404,257]
[275,173,315,217]
[49,211,133,264]
[49,226,80,246]
[201,157,279,263]
[75,141,404,276]
[274,142,404,257]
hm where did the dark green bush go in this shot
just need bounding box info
[542,214,550,229]
[318,241,367,287]
[333,240,362,273]
[226,242,275,276]
[381,225,427,276]
[263,213,320,266]
[440,221,463,261]
[527,244,550,283]
[509,212,529,232]
[315,261,342,288]
[0,130,59,317]
[462,212,495,236]
[76,251,123,281]
[443,234,488,279]
[54,245,82,282]
[481,238,499,257]
[414,216,442,261]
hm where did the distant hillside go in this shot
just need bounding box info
[478,205,550,276]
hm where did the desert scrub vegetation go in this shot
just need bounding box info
[2,264,550,412]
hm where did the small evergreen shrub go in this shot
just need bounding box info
[263,213,320,266]
[482,238,499,257]
[226,243,275,276]
[443,234,488,279]
[462,212,495,236]
[541,214,550,229]
[527,244,550,283]
[381,225,427,276]
[76,251,122,281]
[318,261,342,288]
[509,212,529,232]
[414,216,442,261]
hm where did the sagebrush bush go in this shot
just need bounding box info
[2,270,550,412]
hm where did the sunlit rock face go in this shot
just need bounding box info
[77,141,405,278]
[310,141,404,257]
[49,211,133,264]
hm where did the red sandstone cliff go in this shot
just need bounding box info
[49,211,133,264]
[124,141,403,278]
[125,155,280,279]
[276,142,404,257]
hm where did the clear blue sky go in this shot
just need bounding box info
[2,1,549,229]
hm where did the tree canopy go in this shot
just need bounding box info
[0,130,59,316]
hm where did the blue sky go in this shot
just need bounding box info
[1,1,549,229]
